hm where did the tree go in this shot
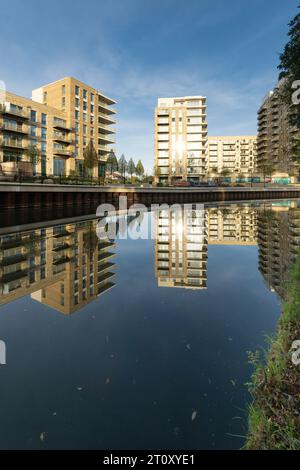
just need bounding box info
[278,5,300,127]
[107,150,118,176]
[135,160,145,178]
[24,144,41,176]
[127,158,136,183]
[118,154,127,184]
[83,140,98,178]
[260,161,275,187]
[220,168,231,183]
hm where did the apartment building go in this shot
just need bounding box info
[257,81,299,183]
[154,206,208,289]
[0,220,116,314]
[154,96,207,184]
[32,220,115,314]
[207,205,257,245]
[207,136,257,180]
[0,77,116,178]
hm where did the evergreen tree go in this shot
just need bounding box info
[135,160,145,178]
[83,140,98,178]
[127,158,136,182]
[118,154,127,183]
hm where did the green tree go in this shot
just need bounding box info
[220,168,231,183]
[106,150,118,176]
[83,140,98,178]
[118,154,127,184]
[260,161,275,187]
[278,5,300,127]
[24,144,41,176]
[135,160,145,178]
[127,158,136,183]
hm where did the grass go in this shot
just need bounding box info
[244,251,300,450]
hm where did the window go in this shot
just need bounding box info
[75,122,79,132]
[83,89,87,100]
[30,125,37,137]
[30,110,36,122]
[41,113,47,125]
[62,84,66,96]
[75,97,79,108]
[83,124,87,135]
[61,97,66,108]
[90,104,94,114]
[75,85,79,96]
[41,142,46,154]
[83,101,87,111]
[41,128,47,139]
[75,110,79,120]
[43,91,47,104]
[91,93,94,103]
[83,113,87,122]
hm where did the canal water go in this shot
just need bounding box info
[0,200,296,449]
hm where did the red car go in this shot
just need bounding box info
[172,181,191,187]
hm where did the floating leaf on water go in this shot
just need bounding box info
[105,377,111,385]
[186,344,191,351]
[40,432,47,442]
[191,410,197,421]
[76,386,83,391]
[230,379,236,387]
[52,412,57,416]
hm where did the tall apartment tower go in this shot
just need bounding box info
[257,81,299,183]
[32,77,116,177]
[154,206,208,289]
[154,96,207,184]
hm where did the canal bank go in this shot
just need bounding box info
[1,183,300,209]
[245,250,300,450]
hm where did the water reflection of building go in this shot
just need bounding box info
[154,204,258,290]
[0,219,115,314]
[154,206,208,289]
[257,202,300,298]
[207,205,257,245]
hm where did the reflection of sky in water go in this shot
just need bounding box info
[0,204,287,449]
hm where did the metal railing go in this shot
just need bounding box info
[0,171,106,185]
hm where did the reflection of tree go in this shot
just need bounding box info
[83,223,99,253]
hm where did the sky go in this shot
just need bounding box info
[0,0,298,172]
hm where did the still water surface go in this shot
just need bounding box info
[0,200,296,449]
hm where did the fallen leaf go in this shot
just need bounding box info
[40,432,47,442]
[191,410,197,421]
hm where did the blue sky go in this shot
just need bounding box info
[0,0,297,172]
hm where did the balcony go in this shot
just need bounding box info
[53,147,73,157]
[53,118,71,131]
[98,134,115,145]
[1,106,29,120]
[53,131,71,143]
[98,123,115,134]
[0,138,26,149]
[98,103,116,115]
[98,113,116,125]
[0,122,28,134]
